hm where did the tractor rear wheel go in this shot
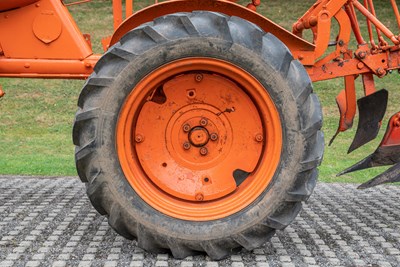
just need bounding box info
[73,12,323,259]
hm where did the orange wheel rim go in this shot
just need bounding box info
[117,58,282,221]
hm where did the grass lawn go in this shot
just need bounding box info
[0,0,399,184]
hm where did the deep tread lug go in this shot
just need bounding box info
[179,16,199,36]
[201,242,232,260]
[264,202,302,230]
[143,25,168,43]
[109,47,137,61]
[262,33,293,75]
[300,131,324,171]
[286,169,318,202]
[168,242,199,259]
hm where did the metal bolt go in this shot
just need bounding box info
[210,133,218,141]
[183,142,191,150]
[195,74,203,82]
[200,147,208,156]
[183,123,191,132]
[255,134,263,142]
[377,68,386,76]
[200,118,208,126]
[357,51,366,59]
[195,193,204,201]
[135,134,144,143]
[357,62,364,69]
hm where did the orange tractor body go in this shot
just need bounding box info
[0,0,399,259]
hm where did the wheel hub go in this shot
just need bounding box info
[188,126,209,147]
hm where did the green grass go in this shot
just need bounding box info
[0,0,399,184]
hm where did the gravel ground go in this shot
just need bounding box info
[0,176,399,267]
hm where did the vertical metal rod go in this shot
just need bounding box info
[126,0,133,18]
[390,0,400,32]
[366,0,384,44]
[112,0,123,30]
[345,3,366,44]
[353,0,399,44]
[363,0,377,49]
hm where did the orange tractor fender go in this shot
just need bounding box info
[107,0,316,65]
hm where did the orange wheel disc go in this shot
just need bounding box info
[117,58,282,221]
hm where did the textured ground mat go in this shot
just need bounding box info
[0,176,399,267]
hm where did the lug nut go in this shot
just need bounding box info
[195,74,203,82]
[183,142,191,150]
[210,133,218,141]
[200,118,208,126]
[200,147,208,156]
[195,193,204,201]
[255,134,263,142]
[183,123,191,132]
[135,134,144,143]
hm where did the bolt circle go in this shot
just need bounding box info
[135,134,144,143]
[210,133,218,141]
[255,134,263,142]
[200,118,208,126]
[183,123,191,132]
[200,147,208,156]
[183,142,191,150]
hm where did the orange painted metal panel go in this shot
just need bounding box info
[0,0,92,60]
[0,0,38,11]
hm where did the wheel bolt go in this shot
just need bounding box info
[210,133,218,141]
[195,193,204,201]
[255,134,263,142]
[183,123,191,132]
[200,147,208,156]
[135,134,144,143]
[183,142,191,150]
[195,74,203,82]
[200,118,208,126]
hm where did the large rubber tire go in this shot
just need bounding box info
[73,12,323,260]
